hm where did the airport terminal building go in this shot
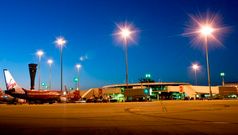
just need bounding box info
[100,82,238,101]
[78,82,238,102]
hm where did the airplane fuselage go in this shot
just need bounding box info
[3,69,62,104]
[5,89,61,103]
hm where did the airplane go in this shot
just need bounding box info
[3,69,61,104]
[0,88,12,103]
[0,87,27,104]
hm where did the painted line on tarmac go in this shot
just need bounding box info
[210,121,229,124]
[124,107,238,125]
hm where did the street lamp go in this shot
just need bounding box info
[120,27,131,88]
[36,50,44,90]
[220,72,225,86]
[55,36,67,92]
[199,25,214,98]
[75,64,81,90]
[192,64,199,85]
[115,22,137,88]
[184,13,226,98]
[184,11,231,99]
[47,59,53,90]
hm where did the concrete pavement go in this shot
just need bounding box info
[0,100,238,134]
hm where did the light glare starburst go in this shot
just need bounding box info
[192,64,199,70]
[183,12,227,48]
[36,50,44,58]
[200,25,214,36]
[113,22,138,46]
[76,64,81,69]
[55,36,67,47]
[47,59,53,65]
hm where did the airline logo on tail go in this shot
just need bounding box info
[7,79,16,90]
[4,69,18,90]
[3,69,25,94]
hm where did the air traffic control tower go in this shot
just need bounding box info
[28,63,37,90]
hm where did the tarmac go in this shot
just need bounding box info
[0,100,238,135]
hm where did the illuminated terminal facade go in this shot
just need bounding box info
[102,82,189,101]
[99,82,238,101]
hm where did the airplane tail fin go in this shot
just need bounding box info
[3,69,25,94]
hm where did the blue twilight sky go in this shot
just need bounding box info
[0,0,238,90]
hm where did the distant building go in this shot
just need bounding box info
[224,82,238,87]
[76,82,238,102]
[101,82,237,101]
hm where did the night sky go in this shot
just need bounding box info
[0,0,238,90]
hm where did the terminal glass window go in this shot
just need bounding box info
[151,86,167,91]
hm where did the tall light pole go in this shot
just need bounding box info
[199,25,214,98]
[47,59,53,90]
[115,22,136,88]
[55,37,67,92]
[184,13,227,99]
[192,64,199,85]
[75,64,81,90]
[36,50,44,90]
[120,28,130,88]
